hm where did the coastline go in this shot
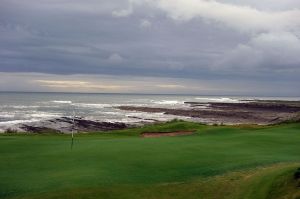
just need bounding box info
[2,99,300,134]
[118,100,300,125]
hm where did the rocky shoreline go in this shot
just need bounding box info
[6,117,129,134]
[3,100,300,133]
[118,100,300,125]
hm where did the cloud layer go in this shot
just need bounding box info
[0,0,299,95]
[152,0,300,32]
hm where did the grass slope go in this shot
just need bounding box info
[0,121,300,199]
[14,163,300,199]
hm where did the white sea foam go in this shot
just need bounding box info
[151,100,184,105]
[0,105,40,109]
[126,112,165,117]
[30,112,62,118]
[195,97,240,103]
[0,119,39,126]
[52,100,72,104]
[101,118,139,123]
[0,113,15,118]
[102,111,124,115]
[72,103,111,108]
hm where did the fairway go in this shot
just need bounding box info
[1,121,300,199]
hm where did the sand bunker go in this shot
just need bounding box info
[141,131,195,138]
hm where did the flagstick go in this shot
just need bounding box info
[71,110,75,150]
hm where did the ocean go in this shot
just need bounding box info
[0,92,299,132]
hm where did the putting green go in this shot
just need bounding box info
[0,121,300,199]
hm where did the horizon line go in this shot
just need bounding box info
[0,91,299,98]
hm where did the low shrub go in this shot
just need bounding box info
[294,168,300,180]
[4,128,18,134]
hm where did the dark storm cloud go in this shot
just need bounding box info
[0,0,300,95]
[0,0,246,76]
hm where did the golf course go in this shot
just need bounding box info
[1,120,300,199]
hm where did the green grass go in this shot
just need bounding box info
[0,121,300,199]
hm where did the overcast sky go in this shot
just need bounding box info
[0,0,299,96]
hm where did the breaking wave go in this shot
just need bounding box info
[195,97,240,103]
[151,100,184,105]
[52,100,72,104]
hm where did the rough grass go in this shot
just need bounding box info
[0,121,300,199]
[12,163,300,199]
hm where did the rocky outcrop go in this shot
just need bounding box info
[118,101,300,125]
[20,117,128,133]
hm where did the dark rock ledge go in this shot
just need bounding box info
[20,117,128,134]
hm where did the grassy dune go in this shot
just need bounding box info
[0,121,300,199]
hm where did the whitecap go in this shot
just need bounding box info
[0,119,39,126]
[72,103,111,108]
[195,97,240,103]
[151,100,184,105]
[52,100,72,104]
[30,112,62,118]
[0,113,15,118]
[101,111,124,115]
[0,105,40,109]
